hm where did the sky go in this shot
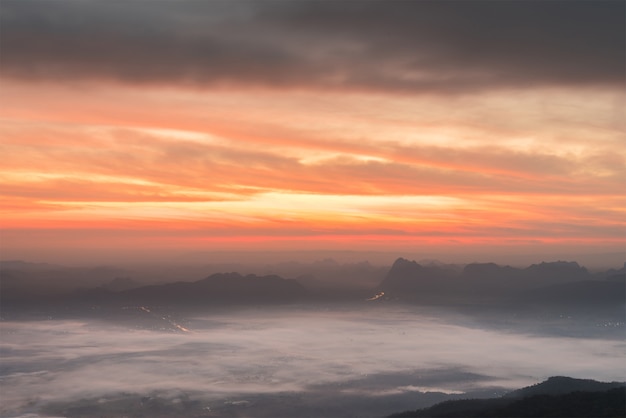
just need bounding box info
[1,0,624,264]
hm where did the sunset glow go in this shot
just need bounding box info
[1,1,624,263]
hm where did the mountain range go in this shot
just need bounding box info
[377,258,625,309]
[1,258,624,312]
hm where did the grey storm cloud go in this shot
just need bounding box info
[1,0,623,92]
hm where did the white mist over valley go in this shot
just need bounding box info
[1,257,624,417]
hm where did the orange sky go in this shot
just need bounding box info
[1,1,624,264]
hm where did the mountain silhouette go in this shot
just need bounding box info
[2,257,624,311]
[505,376,625,398]
[514,279,626,309]
[377,257,624,308]
[377,258,457,301]
[462,262,520,281]
[118,272,307,306]
[389,376,626,417]
[522,261,590,286]
[44,272,308,310]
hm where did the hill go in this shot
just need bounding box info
[377,257,625,309]
[505,376,625,398]
[74,272,309,307]
[389,376,626,418]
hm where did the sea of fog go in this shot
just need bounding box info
[1,303,624,417]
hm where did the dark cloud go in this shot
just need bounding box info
[1,0,623,92]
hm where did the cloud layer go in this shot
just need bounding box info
[1,306,624,417]
[2,1,623,92]
[0,1,624,261]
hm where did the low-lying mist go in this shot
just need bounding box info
[1,303,624,417]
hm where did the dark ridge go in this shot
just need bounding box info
[390,377,626,418]
[514,280,626,309]
[111,272,308,306]
[377,258,457,300]
[505,376,626,398]
[462,262,518,279]
[375,257,625,308]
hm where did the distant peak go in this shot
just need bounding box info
[314,258,338,266]
[462,262,510,276]
[388,257,422,275]
[506,375,625,399]
[546,375,579,382]
[391,257,417,267]
[464,262,500,269]
[529,261,582,269]
[201,272,243,282]
[525,261,589,277]
[418,258,445,266]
